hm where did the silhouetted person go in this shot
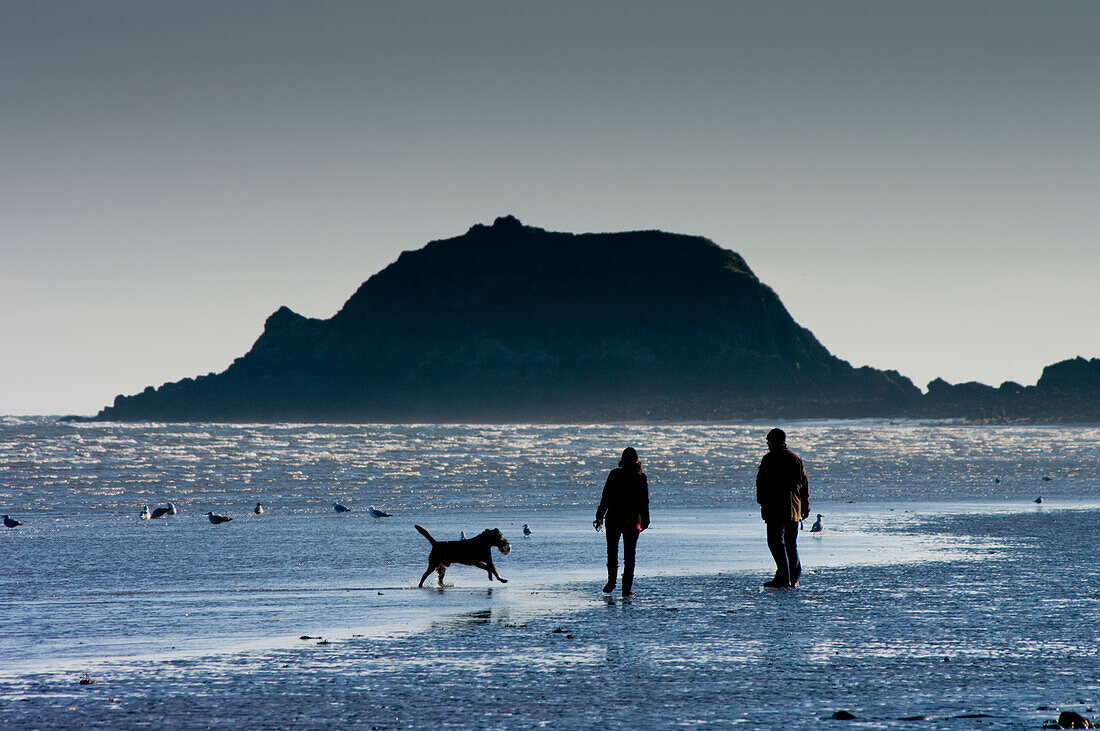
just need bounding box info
[594,447,650,597]
[756,428,809,588]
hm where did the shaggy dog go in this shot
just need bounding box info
[414,525,511,587]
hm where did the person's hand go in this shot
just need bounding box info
[593,519,602,532]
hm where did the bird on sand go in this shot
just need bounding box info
[167,502,177,516]
[254,502,264,516]
[810,514,823,532]
[205,512,232,525]
[368,505,392,518]
[140,505,151,521]
[1034,496,1043,504]
[2,515,22,528]
[151,504,171,519]
[460,530,467,540]
[522,523,533,537]
[333,502,351,513]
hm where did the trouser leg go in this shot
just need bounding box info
[605,527,621,591]
[621,528,639,593]
[766,521,790,581]
[606,526,621,569]
[783,521,801,583]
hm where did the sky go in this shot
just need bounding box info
[2,1,1098,415]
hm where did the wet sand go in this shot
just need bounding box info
[3,506,1098,729]
[3,420,1098,727]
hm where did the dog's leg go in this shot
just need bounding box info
[436,565,446,587]
[473,559,504,582]
[484,559,507,583]
[419,562,438,588]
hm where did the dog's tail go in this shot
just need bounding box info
[414,524,437,545]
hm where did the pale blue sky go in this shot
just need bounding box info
[2,1,1098,415]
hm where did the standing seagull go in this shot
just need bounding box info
[205,512,232,525]
[522,523,533,537]
[333,502,351,513]
[368,505,392,519]
[1034,496,1044,504]
[2,515,21,528]
[254,502,264,516]
[140,505,151,521]
[809,514,823,533]
[166,502,177,516]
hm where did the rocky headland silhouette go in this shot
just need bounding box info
[917,356,1100,423]
[93,216,1098,423]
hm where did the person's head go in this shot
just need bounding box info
[619,447,642,473]
[766,428,786,449]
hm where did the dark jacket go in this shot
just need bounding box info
[596,467,650,531]
[756,445,809,523]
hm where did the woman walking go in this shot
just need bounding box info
[594,447,650,597]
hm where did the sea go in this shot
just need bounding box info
[1,417,1098,729]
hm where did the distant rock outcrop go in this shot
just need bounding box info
[94,216,923,422]
[918,357,1100,423]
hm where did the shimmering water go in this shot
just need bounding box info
[1,418,1098,728]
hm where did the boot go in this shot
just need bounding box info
[602,564,616,593]
[621,571,634,597]
[763,571,789,588]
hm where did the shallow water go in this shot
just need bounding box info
[1,418,1098,728]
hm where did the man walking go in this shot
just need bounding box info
[756,428,810,588]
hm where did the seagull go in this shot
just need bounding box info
[254,502,264,515]
[166,502,177,516]
[1034,496,1043,504]
[151,505,171,519]
[993,478,1001,484]
[522,523,533,537]
[2,515,21,528]
[333,503,351,513]
[810,514,823,532]
[460,530,467,540]
[140,505,151,521]
[368,505,392,518]
[205,512,232,525]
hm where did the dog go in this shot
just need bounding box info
[414,525,510,587]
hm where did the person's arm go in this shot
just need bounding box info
[756,455,769,521]
[798,456,810,519]
[756,454,768,506]
[639,473,650,530]
[595,470,613,528]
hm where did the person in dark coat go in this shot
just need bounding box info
[756,428,810,588]
[594,447,650,597]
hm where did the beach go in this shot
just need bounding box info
[1,419,1098,728]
